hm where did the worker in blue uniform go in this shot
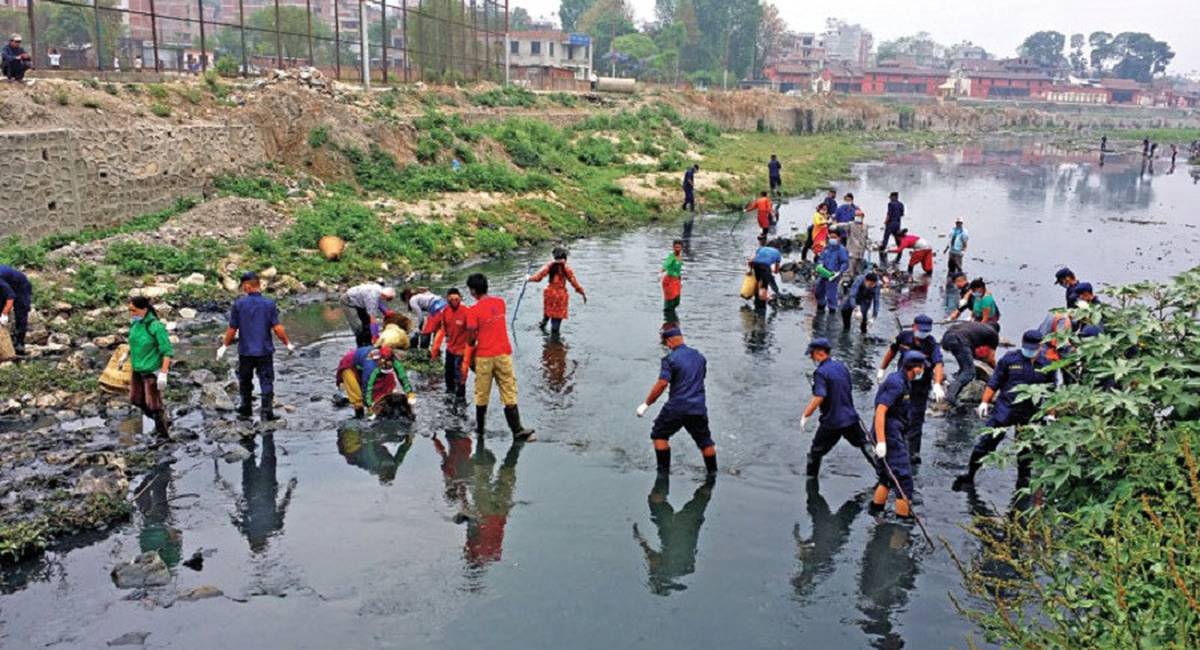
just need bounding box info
[869,351,926,519]
[681,164,698,212]
[814,232,850,312]
[952,330,1056,491]
[800,338,875,477]
[875,314,946,464]
[1055,267,1084,308]
[839,271,880,333]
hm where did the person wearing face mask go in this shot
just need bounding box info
[800,338,875,477]
[945,273,973,321]
[813,231,849,313]
[636,324,717,475]
[832,192,861,244]
[875,315,946,464]
[425,287,470,403]
[124,296,174,439]
[952,330,1055,491]
[335,344,415,419]
[967,278,1000,328]
[869,351,926,519]
[1054,267,1084,309]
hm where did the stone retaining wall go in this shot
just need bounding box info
[1,124,264,240]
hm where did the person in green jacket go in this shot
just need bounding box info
[125,296,174,438]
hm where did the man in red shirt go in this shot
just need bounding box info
[463,273,535,440]
[427,287,470,404]
[746,191,774,238]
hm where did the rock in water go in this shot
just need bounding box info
[201,383,236,411]
[111,552,171,589]
[107,632,150,646]
[189,369,215,386]
[220,445,253,463]
[177,585,224,602]
[373,393,415,420]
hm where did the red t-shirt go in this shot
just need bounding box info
[429,303,471,354]
[466,295,512,357]
[751,197,773,227]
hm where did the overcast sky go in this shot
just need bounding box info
[512,0,1200,76]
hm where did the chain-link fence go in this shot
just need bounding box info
[0,0,507,83]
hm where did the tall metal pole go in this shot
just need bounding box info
[238,0,248,76]
[273,0,283,68]
[93,0,103,70]
[380,1,387,83]
[198,0,208,71]
[359,0,369,88]
[503,0,508,85]
[149,0,160,71]
[401,0,407,83]
[334,0,341,79]
[305,0,314,65]
[27,0,37,70]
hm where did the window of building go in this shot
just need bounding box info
[549,42,555,57]
[510,40,519,55]
[531,41,541,55]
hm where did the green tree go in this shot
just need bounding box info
[212,6,334,65]
[955,269,1200,649]
[559,0,595,32]
[1107,32,1175,81]
[1088,31,1113,75]
[754,1,786,76]
[38,0,126,67]
[612,32,657,78]
[509,7,533,31]
[1017,30,1066,68]
[409,0,471,80]
[576,0,635,73]
[653,0,677,27]
[1069,33,1087,76]
[690,0,761,83]
[876,32,944,66]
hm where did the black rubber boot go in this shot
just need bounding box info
[655,447,671,473]
[703,452,718,475]
[952,449,986,491]
[475,405,487,437]
[152,410,170,438]
[237,402,253,421]
[353,407,365,419]
[504,405,535,441]
[13,329,26,356]
[260,393,279,421]
[805,454,821,478]
[539,317,548,331]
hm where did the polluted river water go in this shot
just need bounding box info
[1,138,1196,649]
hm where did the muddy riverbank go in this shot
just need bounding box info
[1,137,1197,649]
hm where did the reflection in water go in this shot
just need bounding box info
[433,432,473,505]
[233,435,297,553]
[134,467,182,567]
[792,479,864,604]
[858,523,920,649]
[540,339,577,396]
[739,306,775,353]
[462,439,526,584]
[633,474,714,596]
[337,427,415,484]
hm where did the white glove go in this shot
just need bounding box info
[286,342,296,355]
[368,413,377,421]
[976,402,992,419]
[0,314,7,326]
[1043,414,1057,423]
[800,415,810,432]
[155,371,168,391]
[116,352,128,369]
[932,383,946,403]
[636,403,649,418]
[876,368,886,382]
[874,442,887,459]
[216,345,228,361]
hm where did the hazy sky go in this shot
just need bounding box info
[512,0,1200,76]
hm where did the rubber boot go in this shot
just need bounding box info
[895,498,913,519]
[703,451,718,475]
[261,393,279,421]
[475,405,487,437]
[13,329,26,356]
[840,308,852,331]
[237,399,253,421]
[869,484,889,513]
[353,407,365,419]
[152,410,170,438]
[504,405,535,441]
[805,454,821,478]
[539,317,548,331]
[952,449,986,491]
[655,447,671,473]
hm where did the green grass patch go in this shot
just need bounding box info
[1108,127,1200,143]
[213,174,288,202]
[104,238,224,277]
[469,86,537,108]
[150,103,171,118]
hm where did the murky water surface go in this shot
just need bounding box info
[1,140,1195,649]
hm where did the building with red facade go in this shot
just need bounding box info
[861,61,946,95]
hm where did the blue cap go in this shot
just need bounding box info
[660,325,682,340]
[806,338,832,353]
[901,351,927,368]
[1079,324,1103,338]
[1075,282,1093,294]
[914,314,933,334]
[1055,267,1074,282]
[239,271,258,283]
[1021,329,1044,347]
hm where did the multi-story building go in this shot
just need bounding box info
[821,19,872,67]
[861,61,946,96]
[507,30,591,81]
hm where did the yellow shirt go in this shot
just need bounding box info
[812,212,829,227]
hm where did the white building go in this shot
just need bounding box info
[822,19,872,67]
[508,30,592,81]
